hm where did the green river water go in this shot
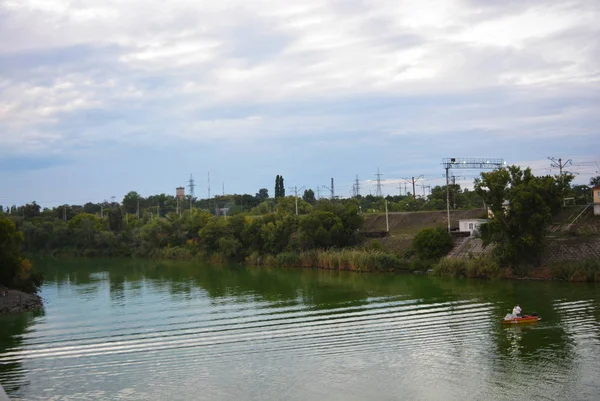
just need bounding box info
[1,259,599,400]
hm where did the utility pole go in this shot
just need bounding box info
[375,168,383,197]
[385,200,389,232]
[331,178,334,199]
[322,178,335,200]
[548,157,572,176]
[403,176,423,199]
[450,175,463,209]
[549,157,573,205]
[290,186,305,215]
[207,171,211,212]
[187,174,195,213]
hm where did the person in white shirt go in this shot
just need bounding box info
[512,305,522,317]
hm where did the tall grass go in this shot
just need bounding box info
[249,249,409,272]
[549,260,600,282]
[432,256,501,279]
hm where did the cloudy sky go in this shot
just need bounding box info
[1,0,598,207]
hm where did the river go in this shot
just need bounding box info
[1,259,599,400]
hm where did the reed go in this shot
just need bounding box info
[261,249,407,272]
[549,260,600,282]
[432,257,501,279]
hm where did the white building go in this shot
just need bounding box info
[458,219,487,236]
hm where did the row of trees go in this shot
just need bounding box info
[1,197,364,260]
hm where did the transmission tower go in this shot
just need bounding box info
[353,175,360,197]
[188,174,195,197]
[375,168,383,197]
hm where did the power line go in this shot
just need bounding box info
[548,157,572,176]
[402,176,423,200]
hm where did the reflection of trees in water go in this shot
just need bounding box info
[0,309,44,395]
[34,259,600,355]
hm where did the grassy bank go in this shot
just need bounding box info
[246,249,413,272]
[431,257,600,282]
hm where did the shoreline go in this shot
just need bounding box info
[0,287,43,316]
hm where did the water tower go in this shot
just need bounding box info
[176,187,185,200]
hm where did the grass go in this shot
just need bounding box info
[247,249,410,272]
[431,256,501,279]
[549,259,600,282]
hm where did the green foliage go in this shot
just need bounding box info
[298,210,344,249]
[549,260,600,282]
[412,227,453,260]
[0,217,42,293]
[475,166,572,266]
[13,193,366,262]
[266,249,406,272]
[255,188,269,201]
[274,175,285,198]
[590,176,600,187]
[302,189,316,205]
[431,257,500,279]
[276,196,311,215]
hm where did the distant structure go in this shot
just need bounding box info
[176,187,185,199]
[352,175,360,198]
[188,174,195,197]
[375,168,383,197]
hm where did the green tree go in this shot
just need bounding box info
[298,210,344,249]
[275,175,281,198]
[412,227,453,260]
[302,189,316,205]
[0,217,41,293]
[122,191,142,215]
[256,188,269,201]
[83,202,101,215]
[590,176,600,187]
[475,166,572,266]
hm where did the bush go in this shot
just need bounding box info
[432,256,500,279]
[412,227,453,260]
[549,260,600,282]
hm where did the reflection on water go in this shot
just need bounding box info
[0,259,599,400]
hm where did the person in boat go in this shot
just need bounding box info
[512,305,522,317]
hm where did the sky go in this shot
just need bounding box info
[0,0,599,208]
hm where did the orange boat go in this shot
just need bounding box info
[501,314,541,324]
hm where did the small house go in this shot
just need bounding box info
[594,185,600,216]
[458,219,487,236]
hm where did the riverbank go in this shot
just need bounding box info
[0,286,43,315]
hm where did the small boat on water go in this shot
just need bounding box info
[501,313,541,324]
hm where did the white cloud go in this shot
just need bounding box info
[0,0,598,157]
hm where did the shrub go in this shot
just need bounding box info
[412,227,453,260]
[432,256,500,279]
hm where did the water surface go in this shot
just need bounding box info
[1,259,599,400]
